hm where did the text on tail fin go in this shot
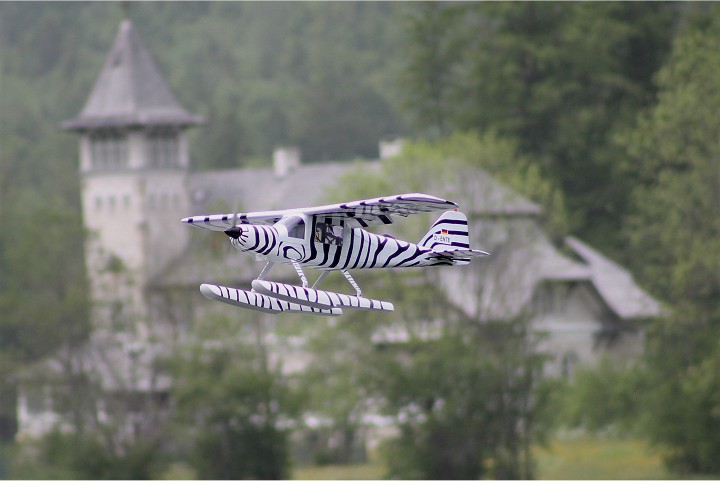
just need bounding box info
[419,210,470,250]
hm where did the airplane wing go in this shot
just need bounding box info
[182,193,458,231]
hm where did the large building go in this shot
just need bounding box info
[19,19,663,440]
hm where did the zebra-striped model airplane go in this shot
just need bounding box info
[182,193,489,316]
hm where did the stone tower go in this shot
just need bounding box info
[62,20,203,334]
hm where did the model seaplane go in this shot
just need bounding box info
[181,193,489,316]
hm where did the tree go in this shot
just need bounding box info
[312,133,555,478]
[9,429,163,480]
[375,315,543,480]
[399,3,466,137]
[400,2,679,252]
[167,312,303,479]
[620,10,720,474]
[0,193,90,442]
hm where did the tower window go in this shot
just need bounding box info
[90,131,128,169]
[147,131,179,168]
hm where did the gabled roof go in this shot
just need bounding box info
[451,168,541,218]
[188,161,374,214]
[440,224,664,323]
[62,20,203,130]
[564,237,665,320]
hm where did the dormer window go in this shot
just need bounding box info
[147,131,179,168]
[90,131,128,169]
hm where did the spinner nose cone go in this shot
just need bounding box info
[224,225,243,239]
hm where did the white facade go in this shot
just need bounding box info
[80,129,192,337]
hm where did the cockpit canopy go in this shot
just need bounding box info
[277,215,306,239]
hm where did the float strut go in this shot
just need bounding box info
[291,261,309,288]
[341,269,362,297]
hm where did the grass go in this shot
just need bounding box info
[292,436,677,480]
[533,436,669,480]
[292,461,385,480]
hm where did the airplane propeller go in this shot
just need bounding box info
[225,202,242,239]
[225,225,242,239]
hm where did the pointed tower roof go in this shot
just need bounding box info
[62,20,203,130]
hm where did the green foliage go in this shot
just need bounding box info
[400,2,679,251]
[623,25,720,310]
[0,194,90,441]
[300,322,374,465]
[134,2,409,165]
[10,430,162,480]
[399,3,466,136]
[167,314,302,479]
[552,358,645,435]
[619,10,720,474]
[639,313,720,474]
[373,318,544,479]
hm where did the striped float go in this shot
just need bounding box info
[200,284,342,316]
[251,280,394,312]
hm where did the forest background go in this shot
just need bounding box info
[1,1,719,479]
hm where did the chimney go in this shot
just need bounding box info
[273,146,301,177]
[379,137,404,160]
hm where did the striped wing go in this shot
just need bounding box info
[182,193,458,231]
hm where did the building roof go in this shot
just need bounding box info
[62,20,203,130]
[565,237,665,319]
[188,161,373,214]
[440,221,664,323]
[447,168,542,218]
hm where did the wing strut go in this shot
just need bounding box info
[256,261,275,281]
[312,271,330,289]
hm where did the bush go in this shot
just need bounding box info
[554,358,645,436]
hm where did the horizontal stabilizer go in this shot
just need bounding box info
[252,280,394,312]
[200,284,342,316]
[425,247,490,266]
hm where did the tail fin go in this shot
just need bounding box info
[419,210,471,251]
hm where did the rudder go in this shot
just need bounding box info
[419,210,470,250]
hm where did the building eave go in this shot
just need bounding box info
[60,114,205,131]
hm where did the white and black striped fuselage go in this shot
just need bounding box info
[230,221,453,270]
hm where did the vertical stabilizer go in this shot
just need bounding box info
[419,210,470,251]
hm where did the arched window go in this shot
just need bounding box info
[147,130,179,168]
[90,131,128,169]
